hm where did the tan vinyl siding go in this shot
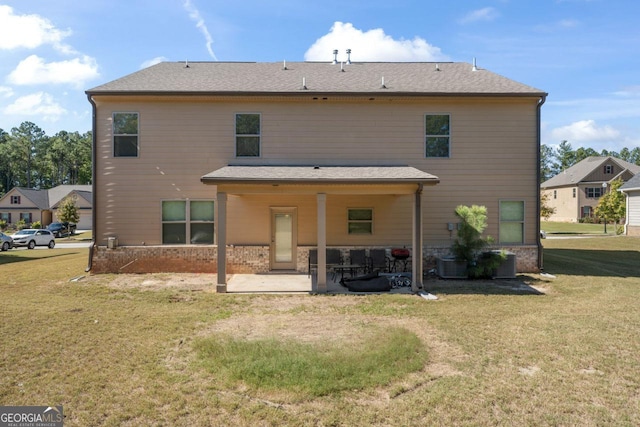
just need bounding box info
[543,187,579,222]
[93,96,540,247]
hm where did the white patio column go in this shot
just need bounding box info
[412,185,424,292]
[216,192,227,292]
[317,193,327,293]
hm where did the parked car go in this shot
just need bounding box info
[12,229,55,249]
[46,222,76,237]
[0,232,13,251]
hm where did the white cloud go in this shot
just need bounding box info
[3,92,67,122]
[550,120,620,143]
[140,57,169,69]
[0,5,74,54]
[459,7,500,25]
[182,0,218,60]
[7,55,99,88]
[304,22,449,62]
[0,86,14,98]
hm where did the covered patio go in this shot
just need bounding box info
[201,165,439,293]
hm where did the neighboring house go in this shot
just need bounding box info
[0,185,93,229]
[541,156,640,222]
[85,60,547,291]
[620,172,640,236]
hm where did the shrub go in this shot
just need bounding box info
[31,220,42,229]
[0,219,6,231]
[452,205,505,279]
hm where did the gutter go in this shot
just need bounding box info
[85,94,97,272]
[536,94,548,271]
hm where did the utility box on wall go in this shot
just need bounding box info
[107,237,118,249]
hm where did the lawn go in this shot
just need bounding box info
[541,220,615,235]
[1,238,639,426]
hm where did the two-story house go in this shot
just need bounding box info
[0,185,92,229]
[86,61,546,292]
[541,156,640,222]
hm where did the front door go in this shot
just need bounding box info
[270,208,297,270]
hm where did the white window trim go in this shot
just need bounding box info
[424,113,451,158]
[112,111,139,158]
[234,112,262,158]
[499,200,525,244]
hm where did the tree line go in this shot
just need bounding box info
[541,140,640,183]
[0,121,92,196]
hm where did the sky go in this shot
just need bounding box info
[1,0,639,152]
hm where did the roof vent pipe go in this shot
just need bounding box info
[184,59,190,68]
[435,63,440,71]
[283,60,287,70]
[302,77,307,90]
[332,49,338,64]
[381,76,387,89]
[472,57,478,71]
[340,62,344,72]
[346,48,352,64]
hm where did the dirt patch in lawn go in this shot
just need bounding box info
[93,273,218,291]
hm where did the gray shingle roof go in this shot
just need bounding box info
[620,172,640,191]
[541,156,640,188]
[14,188,50,209]
[201,165,439,184]
[87,62,545,96]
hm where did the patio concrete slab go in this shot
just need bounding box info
[226,272,415,294]
[227,273,312,293]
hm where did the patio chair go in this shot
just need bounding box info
[368,249,391,273]
[349,249,368,274]
[308,248,343,280]
[308,249,317,278]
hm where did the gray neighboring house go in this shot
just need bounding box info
[620,172,640,236]
[0,185,92,229]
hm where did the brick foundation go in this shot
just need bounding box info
[91,244,540,274]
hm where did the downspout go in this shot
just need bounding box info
[536,94,547,271]
[85,94,97,272]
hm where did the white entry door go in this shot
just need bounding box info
[270,208,297,270]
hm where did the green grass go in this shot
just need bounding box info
[542,220,613,235]
[1,239,640,426]
[195,327,427,397]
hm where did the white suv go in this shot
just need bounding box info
[12,229,56,249]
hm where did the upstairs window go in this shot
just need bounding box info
[425,114,450,158]
[586,187,603,198]
[10,195,20,204]
[236,113,261,157]
[348,208,373,234]
[113,112,139,157]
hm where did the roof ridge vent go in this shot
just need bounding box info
[332,49,338,64]
[346,48,352,64]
